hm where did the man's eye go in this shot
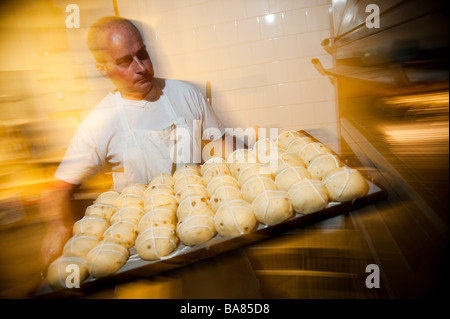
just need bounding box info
[137,50,149,60]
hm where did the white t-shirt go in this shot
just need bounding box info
[55,79,225,185]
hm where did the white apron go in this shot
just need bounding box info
[112,91,201,192]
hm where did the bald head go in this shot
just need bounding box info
[87,16,142,63]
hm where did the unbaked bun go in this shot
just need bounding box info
[148,173,174,188]
[84,204,115,221]
[270,152,306,176]
[240,175,278,204]
[73,217,110,238]
[299,142,331,166]
[102,220,138,249]
[206,175,240,196]
[110,205,144,225]
[214,200,258,237]
[138,208,177,232]
[286,137,313,154]
[200,157,227,176]
[143,184,174,202]
[288,179,329,215]
[173,174,205,194]
[46,255,89,290]
[86,238,129,278]
[307,153,342,180]
[177,195,212,220]
[237,163,273,186]
[252,190,294,225]
[208,184,243,212]
[114,193,143,210]
[63,233,100,258]
[173,164,200,182]
[175,184,208,204]
[121,183,146,197]
[135,225,179,260]
[201,163,232,185]
[323,167,369,202]
[275,166,312,191]
[94,191,120,206]
[277,130,309,150]
[143,193,177,213]
[176,209,216,246]
[227,149,258,179]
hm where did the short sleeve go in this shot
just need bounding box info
[54,122,105,185]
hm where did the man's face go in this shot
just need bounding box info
[99,25,154,100]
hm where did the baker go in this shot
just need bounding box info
[39,16,261,298]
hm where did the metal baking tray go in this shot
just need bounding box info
[34,133,388,298]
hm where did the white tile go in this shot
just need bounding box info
[287,57,324,81]
[314,100,338,124]
[215,21,239,47]
[201,0,227,26]
[297,31,328,57]
[290,103,316,126]
[292,0,331,9]
[246,0,270,17]
[260,12,284,39]
[265,61,289,85]
[228,43,253,68]
[306,5,331,32]
[251,39,275,64]
[299,77,335,103]
[282,8,307,35]
[236,17,261,43]
[240,64,268,88]
[277,82,302,105]
[221,68,245,90]
[194,25,218,50]
[269,0,293,13]
[273,35,299,60]
[221,0,247,21]
[208,47,232,71]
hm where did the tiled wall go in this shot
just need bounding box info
[120,0,338,149]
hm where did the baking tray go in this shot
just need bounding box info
[34,132,388,298]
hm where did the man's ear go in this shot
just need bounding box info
[95,62,109,79]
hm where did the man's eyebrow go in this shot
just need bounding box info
[114,45,147,64]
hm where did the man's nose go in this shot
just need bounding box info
[133,56,146,73]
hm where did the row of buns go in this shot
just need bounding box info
[46,130,370,290]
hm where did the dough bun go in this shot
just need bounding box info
[102,220,138,249]
[135,225,179,260]
[73,216,110,238]
[86,238,129,278]
[46,255,89,290]
[324,167,369,202]
[252,190,294,225]
[84,204,115,221]
[275,166,312,191]
[63,233,100,258]
[288,179,330,215]
[214,200,258,237]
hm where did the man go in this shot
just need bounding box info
[39,16,260,298]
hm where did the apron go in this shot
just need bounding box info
[112,91,201,193]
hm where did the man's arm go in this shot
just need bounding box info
[39,179,80,267]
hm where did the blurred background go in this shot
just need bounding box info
[0,0,448,299]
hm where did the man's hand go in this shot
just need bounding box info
[38,179,78,269]
[40,220,71,267]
